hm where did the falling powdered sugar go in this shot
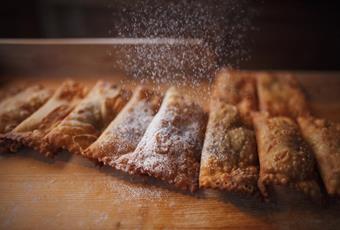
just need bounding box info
[106,0,255,96]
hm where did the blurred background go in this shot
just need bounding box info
[1,0,340,70]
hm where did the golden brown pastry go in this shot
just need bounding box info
[0,85,52,134]
[298,116,340,197]
[114,87,207,192]
[84,86,162,163]
[0,82,33,103]
[253,112,322,201]
[213,69,258,127]
[44,81,131,156]
[256,73,310,118]
[3,80,87,156]
[0,85,52,153]
[199,99,259,195]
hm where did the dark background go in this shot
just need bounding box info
[1,0,340,70]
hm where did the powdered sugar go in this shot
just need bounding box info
[114,87,206,191]
[106,0,254,93]
[86,87,161,162]
[104,177,167,201]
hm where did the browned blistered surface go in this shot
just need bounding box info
[213,69,258,127]
[298,116,340,197]
[45,81,130,156]
[0,85,52,134]
[253,113,323,201]
[200,99,259,195]
[114,87,207,192]
[3,80,88,156]
[85,86,162,164]
[0,83,31,103]
[257,73,310,119]
[0,72,340,229]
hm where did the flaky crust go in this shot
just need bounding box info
[0,83,30,103]
[0,85,52,153]
[298,116,340,197]
[213,69,258,127]
[114,87,207,192]
[253,113,322,200]
[44,81,130,156]
[3,80,87,156]
[256,73,310,118]
[84,86,162,163]
[199,100,259,195]
[0,85,52,134]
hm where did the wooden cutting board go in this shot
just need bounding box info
[0,72,339,230]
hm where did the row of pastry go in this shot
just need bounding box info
[0,71,339,202]
[201,69,339,202]
[0,80,204,192]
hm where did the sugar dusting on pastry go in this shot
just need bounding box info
[113,87,207,192]
[84,86,162,164]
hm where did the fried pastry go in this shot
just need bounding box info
[0,85,52,134]
[114,87,207,192]
[0,85,52,153]
[4,80,87,156]
[298,116,340,197]
[256,73,310,118]
[84,86,162,163]
[44,81,131,156]
[213,69,257,127]
[253,112,322,200]
[0,83,29,103]
[199,99,259,195]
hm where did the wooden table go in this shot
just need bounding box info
[0,72,339,230]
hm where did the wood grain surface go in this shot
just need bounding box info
[0,72,339,230]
